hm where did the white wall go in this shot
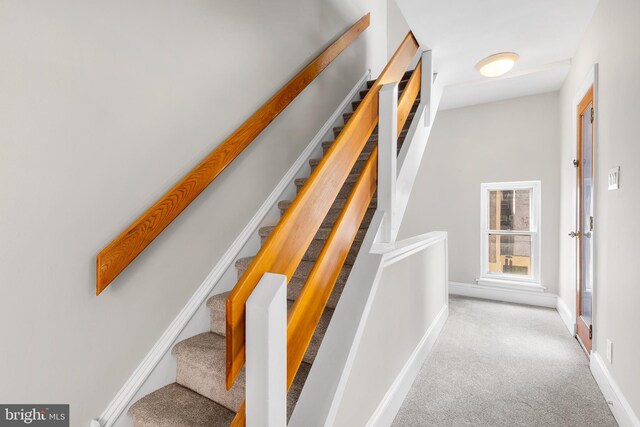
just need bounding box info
[387,0,410,59]
[333,239,447,425]
[557,0,640,416]
[398,92,561,293]
[0,1,387,425]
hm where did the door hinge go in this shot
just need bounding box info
[590,216,594,231]
[589,324,593,340]
[590,107,594,123]
[573,159,579,167]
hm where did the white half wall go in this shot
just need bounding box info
[0,2,387,425]
[332,239,448,426]
[557,0,640,420]
[397,92,561,296]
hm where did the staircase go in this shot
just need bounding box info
[128,71,421,426]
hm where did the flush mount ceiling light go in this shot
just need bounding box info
[475,52,519,77]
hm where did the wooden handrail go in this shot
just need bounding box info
[94,14,371,295]
[225,30,419,391]
[229,42,422,427]
[285,57,422,392]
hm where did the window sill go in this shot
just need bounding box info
[475,277,546,293]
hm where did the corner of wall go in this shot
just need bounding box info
[556,295,576,336]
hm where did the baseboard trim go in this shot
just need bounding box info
[449,281,557,308]
[556,296,576,336]
[93,71,371,427]
[366,304,449,427]
[591,352,640,427]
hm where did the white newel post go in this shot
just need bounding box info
[421,49,433,127]
[246,273,287,427]
[378,82,398,243]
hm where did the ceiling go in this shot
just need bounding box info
[395,0,599,110]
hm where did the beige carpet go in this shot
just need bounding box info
[393,296,617,427]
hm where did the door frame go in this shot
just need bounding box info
[571,64,599,352]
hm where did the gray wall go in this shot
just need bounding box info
[557,0,640,414]
[399,92,561,293]
[0,1,387,425]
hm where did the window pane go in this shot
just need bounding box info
[487,234,532,276]
[488,189,531,231]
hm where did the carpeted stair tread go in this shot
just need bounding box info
[128,383,235,427]
[173,332,245,411]
[171,332,313,418]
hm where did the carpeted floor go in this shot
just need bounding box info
[392,296,617,427]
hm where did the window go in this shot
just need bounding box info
[480,181,541,284]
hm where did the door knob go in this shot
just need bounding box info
[568,231,580,238]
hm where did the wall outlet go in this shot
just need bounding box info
[606,339,613,363]
[608,166,620,190]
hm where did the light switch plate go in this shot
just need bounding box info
[608,166,620,190]
[606,339,613,363]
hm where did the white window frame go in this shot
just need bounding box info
[479,181,542,287]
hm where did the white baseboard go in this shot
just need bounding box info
[449,281,557,308]
[366,305,448,427]
[93,71,371,427]
[591,352,640,427]
[556,296,576,336]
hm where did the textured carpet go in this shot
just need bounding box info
[392,296,617,427]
